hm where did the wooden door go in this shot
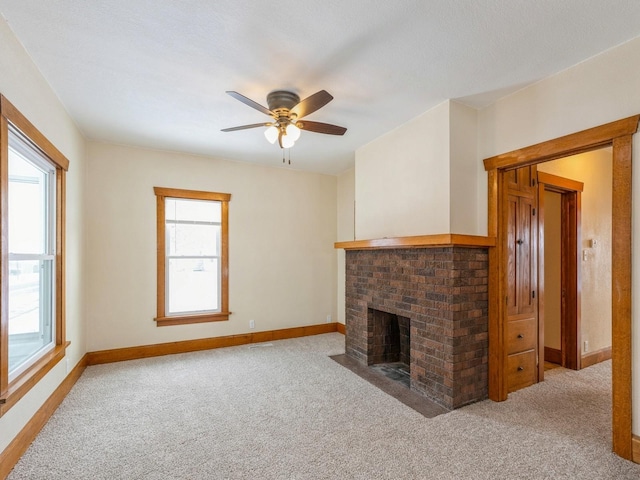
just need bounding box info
[505,165,539,393]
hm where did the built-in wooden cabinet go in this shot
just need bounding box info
[505,165,539,393]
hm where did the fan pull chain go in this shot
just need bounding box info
[288,149,291,165]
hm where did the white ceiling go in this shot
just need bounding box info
[2,1,640,175]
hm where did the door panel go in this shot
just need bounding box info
[505,165,539,393]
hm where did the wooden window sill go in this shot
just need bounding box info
[0,341,70,416]
[155,312,231,327]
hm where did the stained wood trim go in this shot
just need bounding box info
[484,117,639,460]
[611,134,633,459]
[562,191,581,370]
[632,435,640,464]
[537,171,584,192]
[86,323,340,365]
[155,194,166,318]
[544,347,562,365]
[335,234,495,250]
[0,354,87,480]
[153,186,231,202]
[483,115,640,171]
[56,169,66,347]
[154,186,231,326]
[581,346,612,369]
[0,114,8,400]
[0,98,69,417]
[487,168,506,401]
[0,95,69,171]
[0,343,70,415]
[337,323,346,335]
[155,312,231,326]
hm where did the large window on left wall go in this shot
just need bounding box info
[0,95,69,415]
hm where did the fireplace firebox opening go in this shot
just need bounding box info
[368,308,411,386]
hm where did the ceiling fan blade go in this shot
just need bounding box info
[226,91,273,116]
[221,122,271,132]
[290,90,333,118]
[297,120,347,136]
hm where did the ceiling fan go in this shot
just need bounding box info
[221,89,347,149]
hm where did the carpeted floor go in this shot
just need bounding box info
[8,333,640,479]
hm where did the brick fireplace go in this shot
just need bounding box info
[340,237,491,409]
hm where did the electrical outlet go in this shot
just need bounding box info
[249,319,255,329]
[584,340,589,352]
[326,314,332,323]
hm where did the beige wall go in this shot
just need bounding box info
[336,168,355,324]
[538,149,613,355]
[543,190,562,351]
[449,101,479,235]
[85,142,337,351]
[477,37,640,433]
[354,100,482,239]
[355,100,450,239]
[0,17,86,453]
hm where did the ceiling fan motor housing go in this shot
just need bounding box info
[266,90,300,111]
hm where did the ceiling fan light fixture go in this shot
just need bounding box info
[286,123,301,142]
[281,132,296,149]
[264,125,278,144]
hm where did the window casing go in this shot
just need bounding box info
[154,187,230,326]
[0,95,69,416]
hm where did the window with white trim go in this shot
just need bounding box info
[8,127,56,380]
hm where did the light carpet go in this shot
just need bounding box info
[8,333,640,479]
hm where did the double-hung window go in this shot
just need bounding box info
[8,127,56,380]
[154,187,230,326]
[0,95,69,414]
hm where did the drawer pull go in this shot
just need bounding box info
[517,366,524,371]
[517,334,524,339]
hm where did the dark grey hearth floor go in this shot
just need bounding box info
[330,354,449,418]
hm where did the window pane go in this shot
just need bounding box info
[168,258,219,314]
[166,198,221,223]
[8,149,48,255]
[167,223,219,257]
[9,259,55,376]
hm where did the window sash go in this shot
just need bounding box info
[7,128,57,381]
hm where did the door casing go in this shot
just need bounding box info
[483,115,639,460]
[538,172,583,371]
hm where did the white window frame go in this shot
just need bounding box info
[7,127,57,381]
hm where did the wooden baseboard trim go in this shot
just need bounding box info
[86,323,340,365]
[544,347,562,365]
[0,354,88,480]
[633,435,640,464]
[581,346,612,369]
[336,323,345,334]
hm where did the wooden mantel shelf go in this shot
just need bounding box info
[334,234,495,250]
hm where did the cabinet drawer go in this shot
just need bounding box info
[507,318,537,354]
[507,350,537,393]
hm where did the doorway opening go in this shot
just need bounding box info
[538,170,583,371]
[483,115,639,460]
